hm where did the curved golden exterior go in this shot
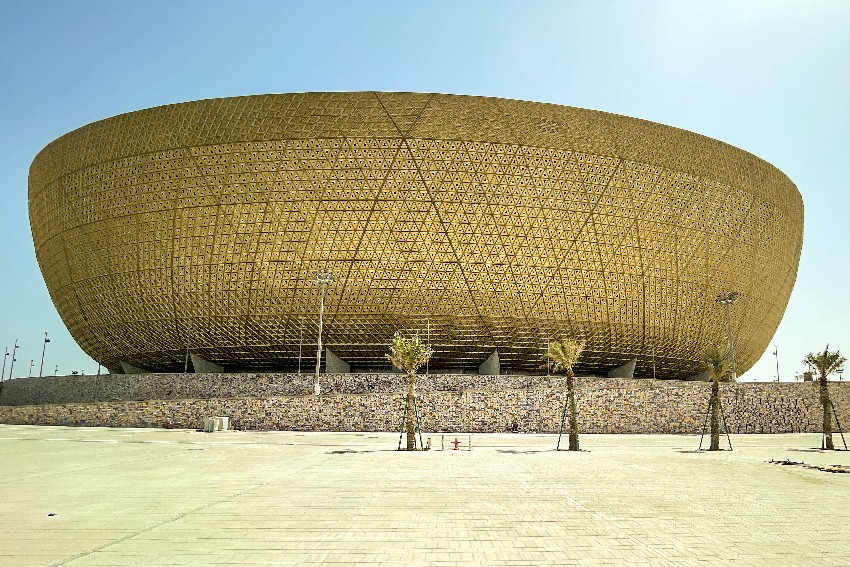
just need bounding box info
[29,93,803,377]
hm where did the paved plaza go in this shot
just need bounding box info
[0,425,848,566]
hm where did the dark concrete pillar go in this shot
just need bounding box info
[608,359,637,378]
[478,350,500,376]
[189,353,224,373]
[325,348,351,373]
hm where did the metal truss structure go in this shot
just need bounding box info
[29,93,803,377]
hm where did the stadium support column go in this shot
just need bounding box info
[120,361,151,374]
[478,350,500,376]
[189,353,224,373]
[607,359,636,378]
[325,348,350,373]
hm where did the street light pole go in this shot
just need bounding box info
[298,316,305,374]
[1,347,8,384]
[184,344,190,373]
[183,322,191,374]
[426,318,431,378]
[773,345,779,382]
[8,340,19,380]
[39,332,50,377]
[652,333,656,381]
[314,271,335,395]
[715,291,739,380]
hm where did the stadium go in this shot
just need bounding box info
[28,92,803,378]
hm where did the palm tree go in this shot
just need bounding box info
[702,345,730,451]
[803,345,846,450]
[386,331,434,451]
[546,338,585,451]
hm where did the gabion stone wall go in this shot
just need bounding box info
[1,374,846,435]
[29,93,802,377]
[0,372,552,406]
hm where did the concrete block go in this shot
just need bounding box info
[203,416,229,432]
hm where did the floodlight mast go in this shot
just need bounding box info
[314,271,335,395]
[298,316,305,374]
[773,345,780,382]
[8,340,19,380]
[715,291,739,380]
[39,332,50,377]
[1,347,8,384]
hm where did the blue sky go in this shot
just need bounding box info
[0,0,848,380]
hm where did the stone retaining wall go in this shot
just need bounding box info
[1,374,847,435]
[0,372,557,406]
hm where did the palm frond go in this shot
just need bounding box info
[545,337,584,375]
[386,331,434,375]
[803,345,846,380]
[702,345,729,382]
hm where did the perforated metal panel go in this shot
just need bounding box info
[29,93,803,377]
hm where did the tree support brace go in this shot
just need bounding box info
[825,400,848,450]
[556,391,570,451]
[699,396,733,451]
[397,394,426,450]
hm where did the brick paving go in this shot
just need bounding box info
[1,425,848,566]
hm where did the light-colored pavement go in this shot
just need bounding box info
[0,425,848,566]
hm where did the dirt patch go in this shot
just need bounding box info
[769,459,850,474]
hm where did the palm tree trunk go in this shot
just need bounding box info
[567,371,579,451]
[710,377,720,451]
[406,372,416,450]
[820,375,834,450]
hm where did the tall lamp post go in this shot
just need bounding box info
[715,291,739,380]
[39,332,50,377]
[1,347,8,384]
[314,271,335,395]
[773,345,779,382]
[8,340,19,380]
[183,321,191,374]
[298,316,305,374]
[651,336,656,381]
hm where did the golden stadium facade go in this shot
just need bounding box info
[28,93,803,378]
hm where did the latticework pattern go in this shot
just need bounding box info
[29,93,803,377]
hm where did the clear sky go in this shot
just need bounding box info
[1,0,848,381]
